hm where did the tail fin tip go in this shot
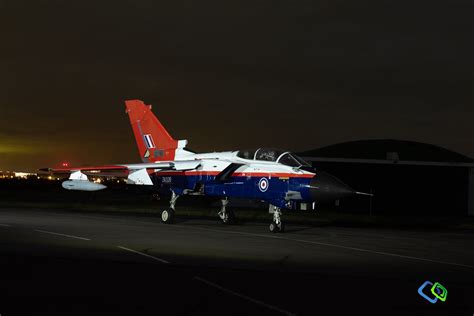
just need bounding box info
[124,99,196,162]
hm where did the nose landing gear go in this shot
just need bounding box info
[269,205,285,233]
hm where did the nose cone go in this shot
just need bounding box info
[309,171,355,201]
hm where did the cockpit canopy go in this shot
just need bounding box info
[236,148,311,168]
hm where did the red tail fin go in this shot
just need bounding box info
[125,100,178,162]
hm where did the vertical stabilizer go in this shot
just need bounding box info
[125,100,186,162]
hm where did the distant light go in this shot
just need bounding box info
[62,162,69,167]
[14,172,35,179]
[48,176,52,180]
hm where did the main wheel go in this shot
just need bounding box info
[269,221,279,233]
[221,210,236,224]
[277,221,285,233]
[161,209,175,224]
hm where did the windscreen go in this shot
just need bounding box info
[278,153,311,167]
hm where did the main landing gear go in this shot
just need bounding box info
[218,198,236,224]
[161,191,179,224]
[269,205,285,233]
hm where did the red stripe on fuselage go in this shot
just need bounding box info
[153,171,314,178]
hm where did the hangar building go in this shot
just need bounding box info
[298,140,474,216]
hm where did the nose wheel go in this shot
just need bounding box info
[269,206,285,233]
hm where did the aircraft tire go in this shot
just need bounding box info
[278,222,285,233]
[161,209,175,224]
[269,221,279,233]
[222,211,236,225]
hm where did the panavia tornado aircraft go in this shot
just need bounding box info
[42,99,363,233]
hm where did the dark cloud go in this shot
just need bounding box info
[0,0,472,171]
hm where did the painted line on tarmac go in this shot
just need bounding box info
[179,225,474,270]
[34,229,91,241]
[194,276,295,316]
[117,246,170,264]
[0,223,11,227]
[286,237,474,270]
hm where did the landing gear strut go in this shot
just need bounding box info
[269,205,285,233]
[161,191,179,224]
[218,198,236,224]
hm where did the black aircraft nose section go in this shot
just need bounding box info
[309,171,355,201]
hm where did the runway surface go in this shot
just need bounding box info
[0,207,473,315]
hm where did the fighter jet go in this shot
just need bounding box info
[42,100,359,232]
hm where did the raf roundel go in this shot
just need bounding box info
[258,178,269,192]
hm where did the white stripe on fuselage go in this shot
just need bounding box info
[157,151,315,177]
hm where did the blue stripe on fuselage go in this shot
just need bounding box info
[149,174,313,204]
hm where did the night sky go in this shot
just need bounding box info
[0,0,472,171]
